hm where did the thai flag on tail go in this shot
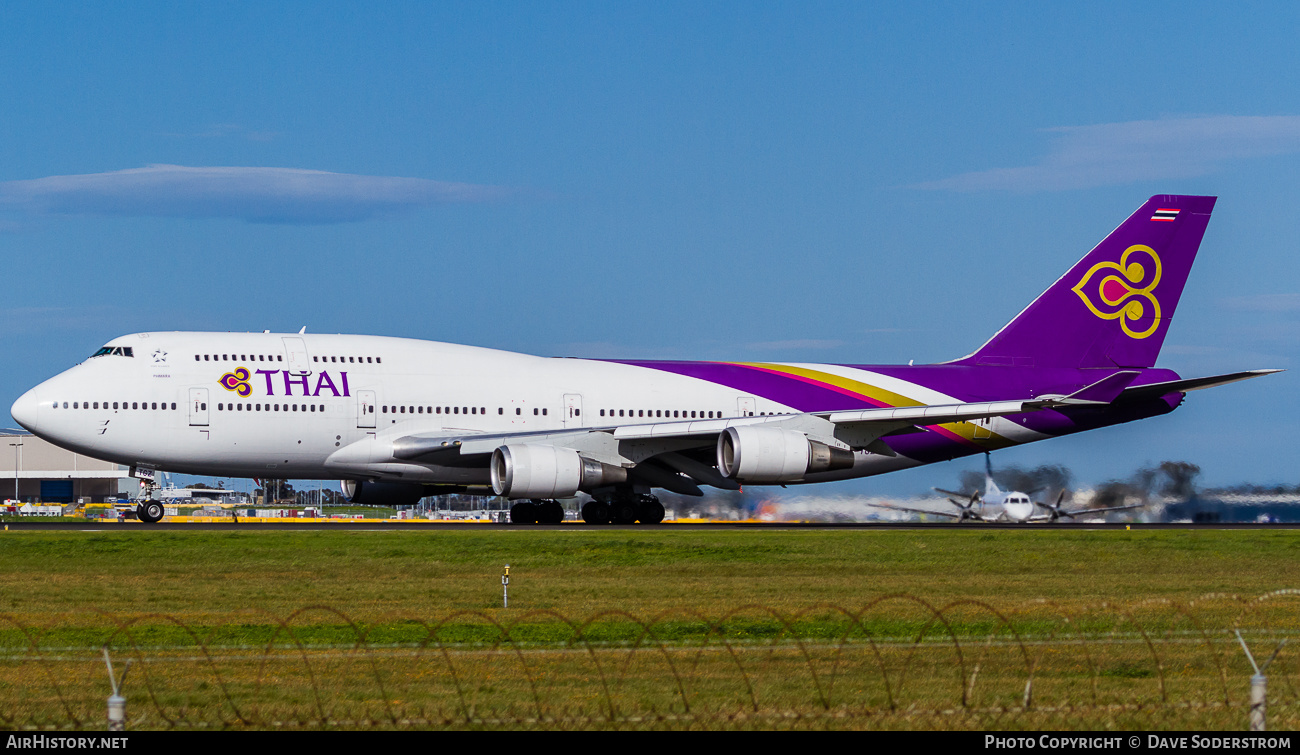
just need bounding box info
[1151,208,1180,222]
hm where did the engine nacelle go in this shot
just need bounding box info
[716,426,855,483]
[340,480,426,507]
[491,444,628,499]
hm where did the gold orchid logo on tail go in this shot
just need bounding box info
[1071,244,1162,339]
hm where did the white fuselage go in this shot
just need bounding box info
[978,491,1037,522]
[14,332,972,485]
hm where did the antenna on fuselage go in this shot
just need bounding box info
[299,326,306,334]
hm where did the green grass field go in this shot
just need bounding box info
[1,527,1297,730]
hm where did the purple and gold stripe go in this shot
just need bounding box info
[609,359,1015,452]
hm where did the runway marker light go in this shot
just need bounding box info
[502,564,510,609]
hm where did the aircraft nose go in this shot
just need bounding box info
[10,386,43,432]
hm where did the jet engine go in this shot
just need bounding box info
[340,480,426,507]
[491,444,627,499]
[716,426,855,483]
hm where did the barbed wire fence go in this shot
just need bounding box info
[2,590,1298,730]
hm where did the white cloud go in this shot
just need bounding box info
[1221,293,1300,312]
[0,164,510,224]
[548,341,696,360]
[1159,344,1221,356]
[0,306,134,337]
[745,339,844,351]
[916,115,1300,192]
[155,124,279,142]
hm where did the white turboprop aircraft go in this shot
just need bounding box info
[6,196,1279,525]
[870,456,1143,523]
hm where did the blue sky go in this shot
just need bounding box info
[2,2,1298,495]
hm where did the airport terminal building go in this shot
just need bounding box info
[0,430,131,504]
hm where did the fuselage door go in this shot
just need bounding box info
[357,390,376,428]
[737,396,756,416]
[188,388,209,427]
[282,337,312,376]
[563,393,583,428]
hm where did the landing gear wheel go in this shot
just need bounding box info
[581,500,610,524]
[610,498,639,525]
[509,502,537,524]
[637,497,665,524]
[539,499,565,524]
[137,501,165,524]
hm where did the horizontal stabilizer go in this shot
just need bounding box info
[1118,369,1282,402]
[1038,371,1141,405]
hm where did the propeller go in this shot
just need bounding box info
[945,491,983,522]
[1034,490,1072,522]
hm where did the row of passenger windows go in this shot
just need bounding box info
[382,406,549,416]
[314,356,380,364]
[55,401,176,410]
[600,409,722,419]
[54,399,752,420]
[195,354,384,364]
[375,405,721,420]
[198,354,282,362]
[218,402,324,413]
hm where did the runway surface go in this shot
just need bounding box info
[5,521,1300,532]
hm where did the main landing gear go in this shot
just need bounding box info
[581,493,665,525]
[509,499,565,524]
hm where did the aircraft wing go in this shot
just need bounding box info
[1060,503,1146,517]
[933,487,975,499]
[1030,501,1147,521]
[864,502,966,520]
[347,396,1063,467]
[424,369,1283,473]
[326,392,1108,493]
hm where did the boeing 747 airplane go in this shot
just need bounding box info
[10,195,1277,524]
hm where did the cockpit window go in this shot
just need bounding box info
[90,346,135,358]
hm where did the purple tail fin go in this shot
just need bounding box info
[956,195,1216,369]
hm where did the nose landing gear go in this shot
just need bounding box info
[134,478,165,523]
[136,500,165,524]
